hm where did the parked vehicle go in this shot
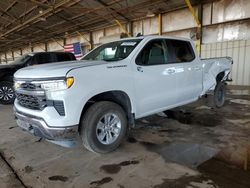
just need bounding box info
[13,36,232,153]
[0,52,76,104]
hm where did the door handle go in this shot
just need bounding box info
[167,69,175,74]
[194,66,201,71]
[137,66,143,72]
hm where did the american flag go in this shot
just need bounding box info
[64,42,83,59]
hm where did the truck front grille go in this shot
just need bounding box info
[15,80,65,116]
[16,93,47,110]
[20,83,38,90]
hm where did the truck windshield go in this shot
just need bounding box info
[82,39,142,62]
[10,54,32,65]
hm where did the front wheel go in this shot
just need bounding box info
[214,81,226,108]
[80,101,127,153]
[0,81,15,105]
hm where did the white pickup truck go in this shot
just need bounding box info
[13,35,232,153]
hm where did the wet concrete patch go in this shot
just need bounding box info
[24,166,33,174]
[165,110,193,124]
[35,138,43,143]
[90,177,113,187]
[127,136,137,143]
[166,110,221,127]
[100,160,140,174]
[117,184,125,188]
[154,157,250,188]
[198,158,250,188]
[48,175,68,182]
[153,175,217,188]
[140,141,158,147]
[142,142,218,168]
[158,128,179,133]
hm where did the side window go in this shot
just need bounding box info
[136,40,167,65]
[166,40,195,63]
[35,54,52,64]
[96,47,116,60]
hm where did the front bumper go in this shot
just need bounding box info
[14,108,78,141]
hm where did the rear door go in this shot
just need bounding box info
[133,39,178,118]
[165,39,202,104]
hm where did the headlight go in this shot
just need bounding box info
[14,82,21,90]
[39,77,74,91]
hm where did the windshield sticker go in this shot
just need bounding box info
[121,42,137,46]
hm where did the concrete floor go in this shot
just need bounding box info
[0,88,250,188]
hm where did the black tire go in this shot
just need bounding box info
[80,101,127,153]
[0,81,15,105]
[213,81,226,108]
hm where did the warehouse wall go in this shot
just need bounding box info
[1,0,249,85]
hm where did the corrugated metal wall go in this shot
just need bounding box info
[201,40,250,86]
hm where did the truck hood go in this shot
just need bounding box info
[14,60,108,79]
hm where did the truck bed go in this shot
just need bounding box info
[201,57,233,95]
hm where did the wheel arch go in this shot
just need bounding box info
[216,71,226,83]
[80,90,135,130]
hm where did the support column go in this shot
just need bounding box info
[158,13,162,35]
[11,51,14,61]
[127,21,133,37]
[185,0,202,56]
[89,32,94,50]
[45,42,48,52]
[4,53,7,64]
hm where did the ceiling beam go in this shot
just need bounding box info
[94,0,129,21]
[0,0,77,38]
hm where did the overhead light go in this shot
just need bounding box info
[39,10,43,14]
[146,10,155,17]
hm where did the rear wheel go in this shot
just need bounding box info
[0,81,15,105]
[214,81,226,108]
[80,101,127,153]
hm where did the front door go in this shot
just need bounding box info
[133,39,178,118]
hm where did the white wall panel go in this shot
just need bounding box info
[22,47,32,54]
[143,17,158,35]
[66,33,90,45]
[0,55,6,64]
[6,51,12,59]
[213,0,250,24]
[13,50,21,59]
[105,26,122,36]
[33,44,46,52]
[6,51,13,63]
[203,3,212,26]
[92,30,104,45]
[162,7,197,32]
[47,40,64,52]
[163,29,193,39]
[201,40,250,86]
[133,20,143,36]
[203,21,250,43]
